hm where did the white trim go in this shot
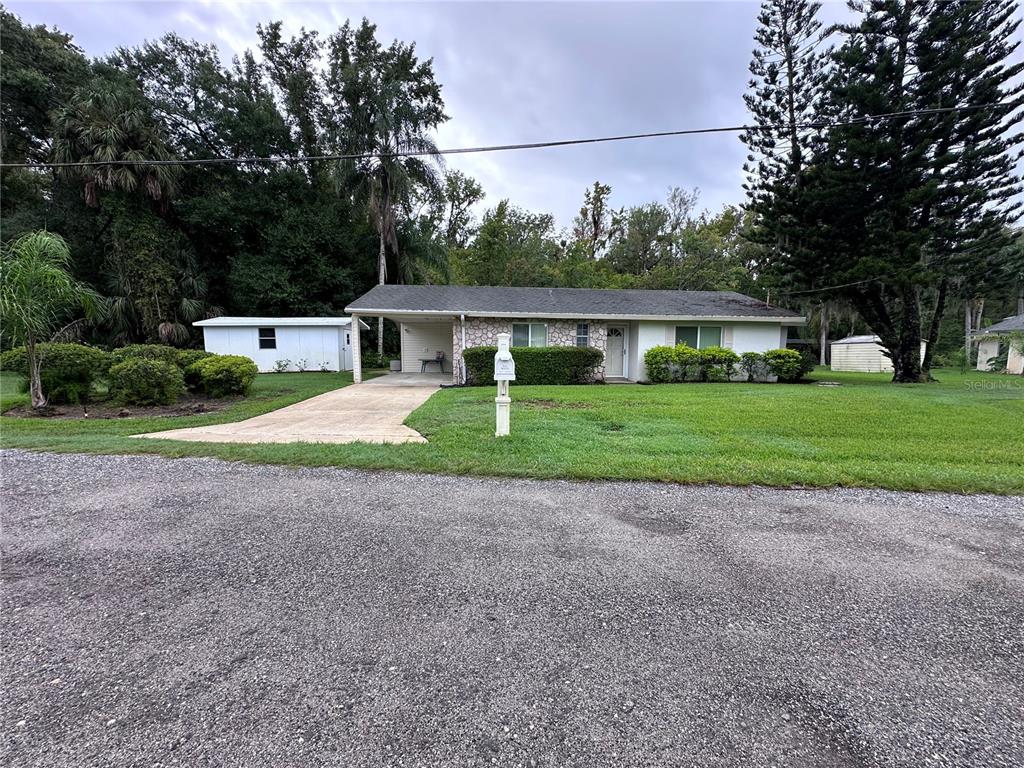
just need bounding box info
[344,307,805,324]
[195,316,370,329]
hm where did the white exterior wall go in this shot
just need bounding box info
[201,325,351,372]
[401,322,454,374]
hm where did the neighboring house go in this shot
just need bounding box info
[975,314,1024,375]
[194,317,369,372]
[344,285,805,384]
[830,334,926,373]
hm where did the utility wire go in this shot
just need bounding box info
[1,102,1015,170]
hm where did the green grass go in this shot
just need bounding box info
[2,367,1022,494]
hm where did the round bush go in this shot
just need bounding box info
[0,343,111,404]
[740,352,765,382]
[175,348,213,369]
[186,354,258,397]
[643,345,675,383]
[111,344,183,367]
[763,348,805,382]
[108,358,185,405]
[698,346,741,381]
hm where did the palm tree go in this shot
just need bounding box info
[337,82,444,354]
[52,78,178,207]
[0,232,100,407]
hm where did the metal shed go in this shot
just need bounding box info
[830,334,926,373]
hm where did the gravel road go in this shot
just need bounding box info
[2,450,1023,767]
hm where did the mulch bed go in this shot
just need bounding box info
[3,395,240,420]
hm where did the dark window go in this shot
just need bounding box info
[258,327,277,350]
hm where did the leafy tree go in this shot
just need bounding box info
[328,18,448,352]
[453,200,562,286]
[0,232,100,407]
[572,181,615,260]
[437,170,484,248]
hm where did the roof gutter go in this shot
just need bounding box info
[343,307,806,325]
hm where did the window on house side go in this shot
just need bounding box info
[512,323,548,347]
[675,325,723,349]
[576,323,589,347]
[258,327,277,350]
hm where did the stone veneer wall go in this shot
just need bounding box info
[451,317,608,383]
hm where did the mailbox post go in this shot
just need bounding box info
[493,332,515,437]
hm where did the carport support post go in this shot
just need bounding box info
[351,314,362,384]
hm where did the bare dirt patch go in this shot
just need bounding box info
[2,395,241,420]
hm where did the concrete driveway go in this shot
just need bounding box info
[3,450,1023,768]
[137,373,445,444]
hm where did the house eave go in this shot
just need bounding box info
[344,307,805,325]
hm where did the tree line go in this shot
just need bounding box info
[2,3,1022,379]
[1,10,764,357]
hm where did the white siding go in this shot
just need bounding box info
[976,338,1000,371]
[201,325,348,372]
[400,322,454,373]
[732,323,785,354]
[830,340,926,373]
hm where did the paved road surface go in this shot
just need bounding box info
[2,450,1023,767]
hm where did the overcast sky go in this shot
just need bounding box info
[13,1,859,228]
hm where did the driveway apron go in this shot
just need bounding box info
[135,373,443,445]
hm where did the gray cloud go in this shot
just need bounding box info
[9,1,855,228]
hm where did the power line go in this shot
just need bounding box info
[1,102,1015,170]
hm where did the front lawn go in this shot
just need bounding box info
[2,367,1021,494]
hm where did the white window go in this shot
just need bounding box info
[675,325,723,349]
[512,323,547,347]
[575,323,589,347]
[258,327,277,350]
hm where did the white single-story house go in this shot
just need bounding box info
[830,334,926,373]
[193,316,368,372]
[344,285,806,384]
[975,314,1024,374]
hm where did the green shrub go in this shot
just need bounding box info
[643,345,676,383]
[462,345,604,385]
[764,348,806,382]
[361,350,393,369]
[175,348,213,369]
[186,354,258,397]
[108,358,185,405]
[698,346,740,381]
[111,344,185,368]
[740,352,764,382]
[0,343,111,404]
[674,344,701,381]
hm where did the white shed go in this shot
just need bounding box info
[193,317,368,372]
[830,334,926,373]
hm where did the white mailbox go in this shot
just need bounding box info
[493,332,514,436]
[494,335,516,381]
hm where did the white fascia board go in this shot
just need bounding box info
[345,307,806,325]
[194,317,367,328]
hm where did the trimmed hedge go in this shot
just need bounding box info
[108,358,185,405]
[175,348,214,369]
[185,354,258,397]
[0,343,111,404]
[462,345,604,385]
[643,345,811,383]
[643,344,739,383]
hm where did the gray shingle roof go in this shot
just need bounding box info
[345,285,803,321]
[979,314,1024,334]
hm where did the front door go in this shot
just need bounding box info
[606,326,626,377]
